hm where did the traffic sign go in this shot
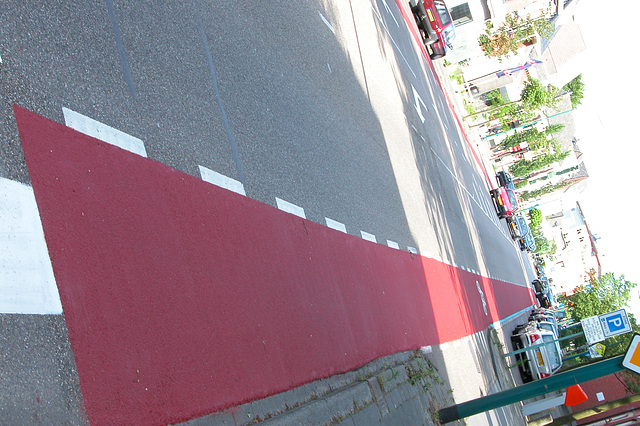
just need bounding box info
[581,315,605,344]
[600,309,631,338]
[622,334,640,375]
[581,309,631,344]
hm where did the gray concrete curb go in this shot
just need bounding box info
[178,350,463,426]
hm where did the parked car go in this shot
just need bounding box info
[520,228,536,252]
[529,312,560,337]
[511,323,563,382]
[535,289,552,308]
[532,278,549,294]
[490,186,519,219]
[505,214,530,247]
[411,0,456,60]
[505,215,521,239]
[530,307,566,322]
[496,171,514,188]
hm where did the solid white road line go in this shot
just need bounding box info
[387,240,400,249]
[198,165,246,196]
[62,107,147,157]
[276,197,306,219]
[318,11,335,34]
[0,178,62,314]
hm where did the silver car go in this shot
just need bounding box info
[511,324,563,382]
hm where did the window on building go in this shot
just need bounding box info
[450,3,472,26]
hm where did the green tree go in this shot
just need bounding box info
[561,272,637,321]
[519,179,575,201]
[509,150,570,178]
[563,74,585,108]
[521,78,561,110]
[478,13,554,61]
[529,208,542,227]
[498,124,564,151]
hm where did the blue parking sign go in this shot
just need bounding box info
[599,309,631,338]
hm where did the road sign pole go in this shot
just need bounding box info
[438,356,625,424]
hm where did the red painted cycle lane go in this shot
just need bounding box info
[16,106,534,425]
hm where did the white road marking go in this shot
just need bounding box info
[386,240,400,249]
[407,246,418,254]
[476,280,488,315]
[318,11,335,34]
[325,217,347,233]
[275,197,306,219]
[412,85,428,123]
[360,231,377,243]
[0,178,62,314]
[370,4,416,78]
[381,0,400,27]
[198,165,246,196]
[429,147,508,237]
[62,107,147,157]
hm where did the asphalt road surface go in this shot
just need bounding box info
[0,0,534,424]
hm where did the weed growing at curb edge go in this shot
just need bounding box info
[406,359,445,388]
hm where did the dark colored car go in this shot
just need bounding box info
[532,278,548,294]
[411,0,456,60]
[535,291,551,308]
[505,215,520,239]
[506,214,527,241]
[490,186,518,219]
[521,230,536,252]
[496,171,514,188]
[513,215,536,251]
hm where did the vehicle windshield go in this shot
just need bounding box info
[507,190,518,208]
[435,2,452,26]
[443,25,455,44]
[542,334,562,371]
[537,321,558,336]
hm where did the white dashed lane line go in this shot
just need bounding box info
[59,105,516,284]
[199,165,246,196]
[325,217,347,233]
[63,107,147,157]
[360,231,377,243]
[275,197,306,219]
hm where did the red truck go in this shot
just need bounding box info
[490,186,518,219]
[411,0,456,60]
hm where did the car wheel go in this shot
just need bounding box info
[430,52,445,60]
